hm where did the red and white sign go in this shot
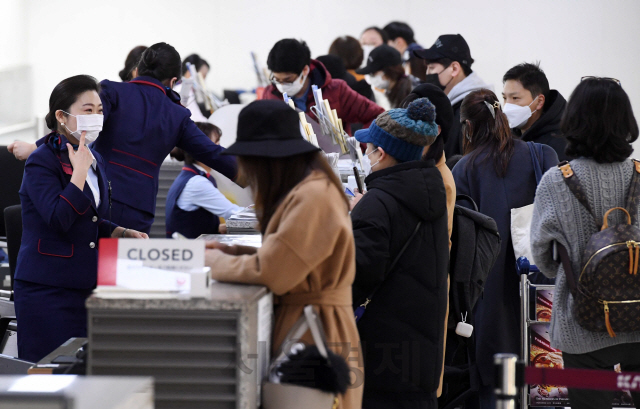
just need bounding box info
[98,239,205,293]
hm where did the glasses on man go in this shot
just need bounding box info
[581,76,621,86]
[269,74,297,86]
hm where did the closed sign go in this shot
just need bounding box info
[98,238,204,286]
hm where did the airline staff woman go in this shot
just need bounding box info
[166,122,242,238]
[9,42,237,234]
[13,75,147,363]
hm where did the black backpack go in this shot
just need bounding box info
[438,194,501,409]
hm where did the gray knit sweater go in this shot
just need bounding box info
[531,158,640,354]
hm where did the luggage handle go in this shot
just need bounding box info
[601,207,631,231]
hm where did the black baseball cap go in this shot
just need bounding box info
[355,45,402,75]
[414,34,474,68]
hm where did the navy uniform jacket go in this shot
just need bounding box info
[96,76,237,217]
[36,76,238,227]
[165,165,220,238]
[15,134,117,290]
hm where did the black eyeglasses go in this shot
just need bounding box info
[581,76,621,86]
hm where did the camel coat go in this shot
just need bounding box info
[206,171,362,409]
[436,153,456,397]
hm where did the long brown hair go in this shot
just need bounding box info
[384,65,412,109]
[460,89,514,177]
[238,152,348,234]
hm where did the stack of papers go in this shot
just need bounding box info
[227,206,259,234]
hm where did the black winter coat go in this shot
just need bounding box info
[517,90,569,162]
[445,100,464,159]
[351,161,450,405]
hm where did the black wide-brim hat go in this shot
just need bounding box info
[223,100,321,158]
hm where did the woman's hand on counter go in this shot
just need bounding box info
[205,240,238,255]
[111,226,149,239]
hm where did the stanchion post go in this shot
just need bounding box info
[517,257,531,409]
[494,353,518,409]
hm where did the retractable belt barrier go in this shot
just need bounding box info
[494,354,640,409]
[513,256,638,408]
[525,366,640,393]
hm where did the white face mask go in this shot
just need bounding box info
[503,96,540,129]
[274,69,308,96]
[368,73,390,90]
[361,45,375,68]
[62,111,103,143]
[361,148,379,176]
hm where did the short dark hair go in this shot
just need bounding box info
[362,27,389,44]
[45,75,101,131]
[502,62,550,102]
[425,57,472,76]
[562,78,638,163]
[170,122,222,165]
[137,42,182,82]
[267,39,311,74]
[119,45,147,82]
[182,54,210,76]
[328,36,363,70]
[383,22,415,44]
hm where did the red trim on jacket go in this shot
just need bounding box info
[112,149,158,167]
[59,195,90,215]
[182,167,199,175]
[38,240,74,258]
[108,161,153,178]
[129,80,167,95]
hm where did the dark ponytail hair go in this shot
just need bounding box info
[137,42,182,84]
[384,65,412,109]
[44,75,101,131]
[460,89,514,177]
[119,45,147,81]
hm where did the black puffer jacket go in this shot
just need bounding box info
[351,160,449,405]
[517,89,569,161]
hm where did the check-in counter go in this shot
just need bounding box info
[0,375,153,409]
[86,282,272,409]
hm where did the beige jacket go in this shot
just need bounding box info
[436,153,456,396]
[206,171,362,409]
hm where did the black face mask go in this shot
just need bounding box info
[423,73,446,91]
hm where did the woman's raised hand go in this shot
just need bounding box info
[68,132,93,173]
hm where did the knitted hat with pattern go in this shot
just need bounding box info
[354,98,439,162]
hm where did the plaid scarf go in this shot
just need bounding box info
[45,131,78,176]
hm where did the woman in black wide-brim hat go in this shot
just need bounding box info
[203,100,364,409]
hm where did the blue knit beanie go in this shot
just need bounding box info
[354,98,439,162]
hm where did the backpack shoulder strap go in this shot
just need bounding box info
[558,161,599,225]
[625,159,640,225]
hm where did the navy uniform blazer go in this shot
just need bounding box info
[15,136,117,290]
[95,76,237,216]
[35,76,238,218]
